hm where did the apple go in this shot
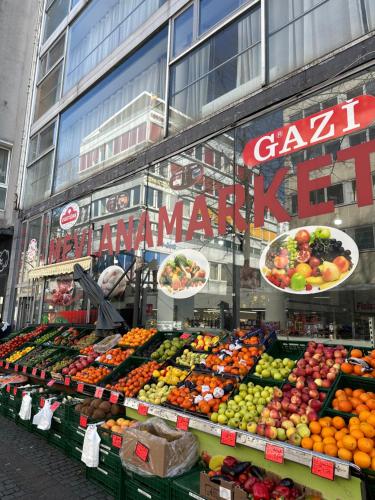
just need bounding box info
[265,425,278,439]
[247,422,257,433]
[290,414,301,425]
[296,423,311,438]
[256,424,266,436]
[277,428,287,441]
[333,256,350,273]
[321,261,341,282]
[281,420,294,430]
[288,432,302,447]
[286,427,296,439]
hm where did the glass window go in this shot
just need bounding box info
[54,29,167,193]
[268,0,365,81]
[28,122,56,164]
[43,0,69,42]
[39,34,65,81]
[0,188,6,210]
[23,152,54,209]
[327,183,344,205]
[169,6,261,133]
[355,226,374,250]
[0,148,9,185]
[34,62,63,121]
[350,131,367,147]
[199,0,246,34]
[309,188,325,205]
[173,5,193,57]
[64,0,165,92]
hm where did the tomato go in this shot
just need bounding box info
[295,229,310,244]
[296,249,311,263]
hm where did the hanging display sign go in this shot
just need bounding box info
[59,202,80,230]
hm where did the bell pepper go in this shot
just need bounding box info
[243,476,258,493]
[271,484,292,499]
[223,456,238,468]
[253,482,271,500]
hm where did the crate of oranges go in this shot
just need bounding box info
[72,364,112,385]
[166,372,238,417]
[323,375,375,417]
[341,347,375,378]
[97,348,134,366]
[118,327,158,348]
[105,359,160,397]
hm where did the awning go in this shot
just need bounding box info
[28,256,92,279]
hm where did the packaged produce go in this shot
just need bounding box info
[6,346,34,363]
[72,365,111,384]
[118,327,157,347]
[91,334,121,353]
[97,348,134,366]
[105,360,160,397]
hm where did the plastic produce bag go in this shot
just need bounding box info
[81,424,101,468]
[94,334,122,353]
[32,400,53,430]
[120,417,199,478]
[18,393,32,421]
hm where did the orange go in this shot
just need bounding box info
[350,416,361,427]
[319,417,331,428]
[368,414,375,427]
[332,416,346,430]
[341,363,353,374]
[324,444,338,457]
[351,349,363,358]
[353,451,371,469]
[321,427,336,438]
[338,448,353,461]
[309,421,321,435]
[335,430,347,441]
[295,263,312,277]
[353,389,365,398]
[344,388,353,396]
[343,435,357,451]
[312,434,322,442]
[339,400,353,413]
[372,457,375,471]
[323,437,337,445]
[371,449,375,458]
[313,442,324,453]
[360,393,372,403]
[356,404,370,414]
[351,428,365,440]
[359,423,375,438]
[350,397,362,408]
[337,440,344,449]
[359,411,371,422]
[367,400,375,411]
[358,437,374,454]
[301,437,314,450]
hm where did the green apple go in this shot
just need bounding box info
[217,414,228,425]
[211,412,219,423]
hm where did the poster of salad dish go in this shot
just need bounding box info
[157,249,209,298]
[260,226,359,294]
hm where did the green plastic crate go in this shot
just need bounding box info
[65,423,86,445]
[265,339,306,360]
[98,445,122,474]
[171,470,204,500]
[86,465,124,499]
[48,430,66,450]
[124,469,172,500]
[65,442,83,462]
[125,479,164,500]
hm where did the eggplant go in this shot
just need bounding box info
[210,474,233,484]
[279,478,294,488]
[221,464,236,476]
[232,461,251,476]
[223,383,235,394]
[249,465,264,479]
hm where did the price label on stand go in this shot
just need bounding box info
[47,379,55,387]
[0,361,3,367]
[94,387,104,399]
[64,377,70,387]
[40,398,45,408]
[109,392,119,404]
[40,370,46,380]
[77,383,84,393]
[176,415,189,431]
[22,366,27,374]
[180,333,191,339]
[135,442,149,462]
[265,443,284,464]
[79,415,88,428]
[311,457,334,480]
[51,402,60,412]
[14,365,19,372]
[137,403,149,416]
[5,363,9,370]
[6,385,10,393]
[13,387,17,396]
[112,434,123,449]
[220,429,236,447]
[32,368,37,376]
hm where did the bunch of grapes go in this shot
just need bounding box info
[311,238,352,262]
[282,237,298,262]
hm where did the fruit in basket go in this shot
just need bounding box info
[76,398,125,421]
[105,361,160,397]
[175,349,207,368]
[0,325,47,359]
[97,348,134,366]
[191,334,220,351]
[331,388,375,414]
[153,366,188,385]
[150,338,186,361]
[101,418,135,432]
[253,353,295,381]
[138,381,173,404]
[341,348,375,377]
[204,343,262,376]
[6,346,34,363]
[118,327,157,347]
[61,356,96,376]
[72,365,111,384]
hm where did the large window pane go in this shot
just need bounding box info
[199,0,246,34]
[169,7,261,133]
[34,62,63,121]
[23,152,53,208]
[173,5,193,57]
[355,226,375,250]
[0,188,6,210]
[0,148,9,184]
[64,0,164,92]
[39,34,65,81]
[43,0,69,42]
[268,0,365,81]
[28,122,56,164]
[54,29,167,193]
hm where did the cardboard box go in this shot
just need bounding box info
[200,472,247,500]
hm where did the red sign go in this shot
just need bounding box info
[77,382,84,393]
[40,398,45,408]
[14,365,19,372]
[311,456,334,480]
[176,415,189,431]
[22,366,27,374]
[79,415,88,428]
[32,368,37,376]
[135,442,149,462]
[6,385,10,393]
[220,429,236,447]
[51,402,61,412]
[137,403,149,416]
[60,202,80,230]
[243,95,375,167]
[180,333,191,340]
[13,387,17,396]
[64,377,70,386]
[40,370,46,380]
[94,387,104,399]
[112,434,123,449]
[265,443,284,464]
[5,362,9,369]
[109,392,119,404]
[47,379,55,387]
[0,360,3,367]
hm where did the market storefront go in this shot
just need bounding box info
[15,66,375,343]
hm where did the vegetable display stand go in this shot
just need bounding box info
[86,465,124,500]
[170,469,202,500]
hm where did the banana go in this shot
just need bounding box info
[306,276,324,285]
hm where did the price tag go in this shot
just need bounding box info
[311,456,334,480]
[40,398,45,408]
[22,366,27,374]
[13,387,17,396]
[77,382,84,393]
[0,360,3,367]
[22,391,27,397]
[176,415,189,431]
[112,434,123,449]
[64,377,70,387]
[14,365,19,372]
[220,429,236,447]
[94,387,104,399]
[135,442,149,462]
[5,363,9,370]
[109,392,119,404]
[47,379,55,387]
[6,385,10,393]
[40,370,46,380]
[79,415,88,428]
[51,402,60,412]
[32,368,37,376]
[265,443,284,464]
[180,333,191,339]
[137,403,149,416]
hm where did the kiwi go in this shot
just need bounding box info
[110,404,122,416]
[92,409,106,420]
[82,397,92,406]
[99,401,111,412]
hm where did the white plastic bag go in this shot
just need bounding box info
[81,424,101,468]
[32,400,53,430]
[18,393,32,421]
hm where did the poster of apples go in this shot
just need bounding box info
[260,226,359,294]
[44,276,80,307]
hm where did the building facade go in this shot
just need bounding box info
[14,0,375,341]
[0,0,42,323]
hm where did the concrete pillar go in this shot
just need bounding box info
[265,292,287,330]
